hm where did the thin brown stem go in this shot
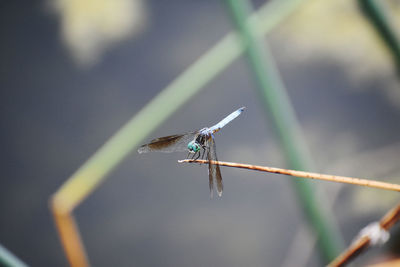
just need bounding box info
[328,203,400,266]
[179,159,400,192]
[50,196,89,267]
[328,236,370,267]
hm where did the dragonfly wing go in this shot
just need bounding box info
[138,132,198,153]
[207,135,223,197]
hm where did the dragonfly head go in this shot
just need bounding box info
[187,140,201,153]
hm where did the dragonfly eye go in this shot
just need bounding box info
[188,141,201,152]
[187,141,194,152]
[193,143,200,152]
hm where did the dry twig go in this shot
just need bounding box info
[179,159,400,192]
[328,203,400,266]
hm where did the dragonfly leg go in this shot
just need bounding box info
[189,150,199,160]
[195,145,207,165]
[200,146,207,160]
[186,151,197,159]
[193,151,201,160]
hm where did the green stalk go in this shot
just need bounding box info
[0,244,28,267]
[223,0,344,263]
[358,0,400,75]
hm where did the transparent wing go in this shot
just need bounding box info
[138,132,198,153]
[207,135,223,197]
[208,107,245,133]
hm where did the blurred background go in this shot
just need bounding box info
[1,0,400,266]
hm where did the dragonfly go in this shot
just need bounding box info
[138,107,245,197]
